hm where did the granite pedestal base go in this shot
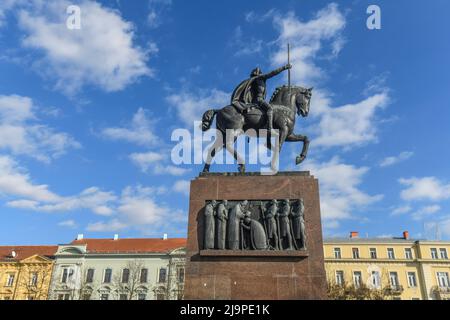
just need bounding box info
[183,172,327,300]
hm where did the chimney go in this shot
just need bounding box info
[403,231,409,240]
[76,234,84,240]
[163,233,168,240]
[113,234,119,241]
[350,231,359,239]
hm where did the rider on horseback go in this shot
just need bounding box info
[231,63,292,132]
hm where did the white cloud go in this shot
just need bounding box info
[270,3,346,85]
[1,157,181,233]
[0,94,80,162]
[305,157,382,222]
[173,180,190,196]
[380,151,413,167]
[101,108,159,147]
[0,155,61,202]
[391,205,412,216]
[87,185,186,233]
[399,177,450,201]
[58,219,77,228]
[312,92,390,148]
[147,0,172,29]
[230,26,264,56]
[86,219,128,232]
[411,205,441,221]
[129,151,164,172]
[166,89,229,127]
[16,0,152,94]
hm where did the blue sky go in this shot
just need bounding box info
[1,0,450,245]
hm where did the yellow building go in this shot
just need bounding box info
[324,231,450,300]
[0,246,57,300]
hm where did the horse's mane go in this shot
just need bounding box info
[269,85,303,105]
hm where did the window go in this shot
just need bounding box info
[431,248,438,259]
[103,268,112,283]
[371,271,381,289]
[6,274,15,287]
[440,248,448,259]
[121,268,130,283]
[100,294,109,300]
[138,293,146,300]
[27,296,34,300]
[369,248,377,259]
[119,294,128,300]
[387,248,395,259]
[353,271,362,288]
[30,272,38,287]
[58,294,70,300]
[335,271,344,286]
[158,268,167,283]
[3,296,11,300]
[389,272,399,287]
[352,248,360,259]
[437,272,450,288]
[86,269,95,283]
[140,268,148,283]
[61,267,74,284]
[177,267,185,283]
[407,272,417,287]
[405,248,413,259]
[334,248,341,259]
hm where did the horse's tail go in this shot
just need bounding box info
[201,109,218,131]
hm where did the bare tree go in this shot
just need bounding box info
[113,260,145,300]
[327,277,400,300]
[18,264,52,300]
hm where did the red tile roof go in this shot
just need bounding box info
[0,246,57,261]
[70,238,187,254]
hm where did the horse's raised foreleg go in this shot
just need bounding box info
[286,133,310,165]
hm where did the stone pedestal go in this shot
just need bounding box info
[183,172,327,300]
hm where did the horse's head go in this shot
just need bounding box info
[295,87,313,118]
[270,86,313,118]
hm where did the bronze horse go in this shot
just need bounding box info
[201,85,312,173]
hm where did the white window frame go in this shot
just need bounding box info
[407,272,417,288]
[60,266,75,284]
[103,268,112,284]
[30,272,38,287]
[439,248,448,259]
[387,248,395,259]
[140,268,148,283]
[352,248,360,259]
[335,271,344,286]
[121,268,130,283]
[371,271,381,289]
[437,272,450,288]
[431,248,438,259]
[86,268,95,283]
[405,248,413,259]
[369,248,377,259]
[333,248,341,259]
[6,274,15,287]
[389,271,399,287]
[353,271,362,288]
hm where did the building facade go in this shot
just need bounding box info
[324,232,450,300]
[48,236,186,300]
[0,246,57,300]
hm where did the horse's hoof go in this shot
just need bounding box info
[202,165,210,173]
[238,164,245,173]
[296,155,305,165]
